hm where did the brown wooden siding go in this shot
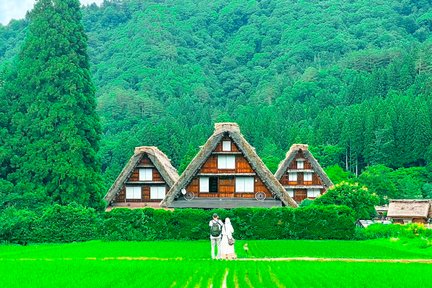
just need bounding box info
[201,155,219,173]
[139,154,153,166]
[312,173,323,185]
[128,170,139,182]
[153,169,163,182]
[288,151,312,170]
[293,189,307,202]
[185,175,273,199]
[236,157,254,173]
[291,188,325,203]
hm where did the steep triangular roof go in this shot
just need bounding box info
[274,144,333,189]
[104,146,179,204]
[161,123,298,207]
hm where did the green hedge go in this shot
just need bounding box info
[0,204,355,244]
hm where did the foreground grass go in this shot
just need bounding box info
[2,259,432,288]
[1,239,432,287]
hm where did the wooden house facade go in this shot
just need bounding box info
[160,123,297,209]
[387,200,432,224]
[275,144,333,203]
[104,146,179,210]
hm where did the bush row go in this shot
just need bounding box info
[0,204,355,244]
[355,223,432,240]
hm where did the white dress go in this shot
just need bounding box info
[220,225,236,258]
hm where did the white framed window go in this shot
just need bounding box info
[297,160,304,169]
[200,177,209,193]
[288,172,297,182]
[304,172,312,182]
[222,141,231,151]
[236,177,254,193]
[307,189,321,198]
[139,168,153,181]
[286,189,294,197]
[150,186,166,199]
[126,186,141,199]
[218,155,235,169]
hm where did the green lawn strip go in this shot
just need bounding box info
[0,239,431,261]
[244,238,432,259]
[0,240,209,259]
[1,260,430,288]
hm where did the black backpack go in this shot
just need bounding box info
[210,220,222,237]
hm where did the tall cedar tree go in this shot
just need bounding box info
[2,0,103,208]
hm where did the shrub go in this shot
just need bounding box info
[299,198,314,207]
[314,182,379,220]
[32,203,100,242]
[0,207,37,244]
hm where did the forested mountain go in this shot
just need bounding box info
[1,0,432,204]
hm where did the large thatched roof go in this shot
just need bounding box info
[104,146,179,204]
[274,144,333,189]
[387,200,431,218]
[160,123,298,208]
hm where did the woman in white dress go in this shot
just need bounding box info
[220,218,237,259]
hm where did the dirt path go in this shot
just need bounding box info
[3,257,432,263]
[236,257,432,263]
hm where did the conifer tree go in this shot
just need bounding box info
[3,0,103,208]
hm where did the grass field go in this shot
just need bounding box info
[1,239,432,287]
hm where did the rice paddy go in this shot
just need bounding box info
[1,239,432,287]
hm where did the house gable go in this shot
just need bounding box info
[104,146,179,210]
[275,144,333,203]
[161,123,297,208]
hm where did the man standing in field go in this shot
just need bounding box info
[209,213,223,259]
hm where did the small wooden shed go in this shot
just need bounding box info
[387,200,432,224]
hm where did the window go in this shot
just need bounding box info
[218,155,235,169]
[236,177,254,193]
[200,177,209,193]
[209,177,218,193]
[286,189,294,197]
[304,172,312,182]
[307,189,321,198]
[150,186,166,199]
[222,141,231,151]
[297,160,304,169]
[288,172,297,182]
[139,168,152,181]
[126,186,141,199]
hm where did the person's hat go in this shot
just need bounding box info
[212,213,218,218]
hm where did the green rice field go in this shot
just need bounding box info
[1,239,432,287]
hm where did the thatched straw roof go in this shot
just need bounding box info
[160,123,298,208]
[274,144,333,189]
[387,200,431,218]
[104,146,179,204]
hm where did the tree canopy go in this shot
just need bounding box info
[0,0,103,209]
[0,0,431,204]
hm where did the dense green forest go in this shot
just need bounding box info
[1,0,432,206]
